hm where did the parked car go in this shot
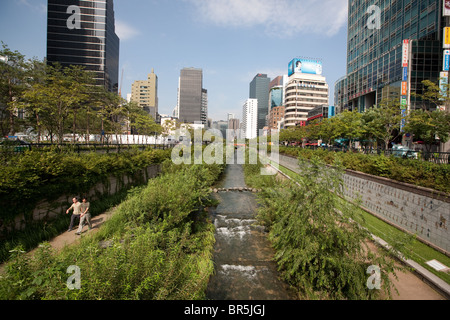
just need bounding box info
[391,144,418,159]
[0,138,31,153]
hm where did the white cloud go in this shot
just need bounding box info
[115,20,141,41]
[16,0,46,14]
[186,0,348,38]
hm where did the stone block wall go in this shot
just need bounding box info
[4,164,161,233]
[272,153,450,255]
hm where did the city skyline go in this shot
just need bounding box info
[0,0,348,122]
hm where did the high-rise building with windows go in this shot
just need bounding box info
[249,74,270,134]
[177,68,205,124]
[46,0,120,92]
[335,0,446,113]
[130,69,158,120]
[268,76,286,133]
[242,99,258,140]
[201,88,208,125]
[284,58,329,128]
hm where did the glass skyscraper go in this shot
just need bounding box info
[47,0,120,92]
[336,0,445,112]
[249,74,270,134]
[177,68,204,124]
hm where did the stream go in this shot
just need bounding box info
[205,157,296,300]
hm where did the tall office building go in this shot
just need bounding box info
[242,99,258,140]
[249,74,270,134]
[201,89,208,125]
[177,68,205,124]
[130,69,158,120]
[47,0,120,92]
[284,58,329,128]
[335,0,445,113]
[268,76,286,132]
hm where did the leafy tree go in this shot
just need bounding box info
[279,126,306,144]
[364,99,403,150]
[334,110,364,148]
[404,109,450,152]
[257,157,409,299]
[0,42,29,136]
[23,63,95,143]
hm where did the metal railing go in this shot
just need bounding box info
[286,145,450,164]
[1,142,173,156]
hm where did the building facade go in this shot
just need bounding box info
[201,88,208,126]
[335,0,445,113]
[268,76,286,133]
[242,99,258,140]
[249,74,270,134]
[130,69,158,120]
[47,0,120,92]
[284,72,329,128]
[177,68,205,124]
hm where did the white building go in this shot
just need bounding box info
[242,99,258,140]
[284,72,329,128]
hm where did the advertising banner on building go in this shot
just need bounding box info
[444,28,450,49]
[444,0,450,16]
[402,67,408,81]
[401,82,408,96]
[402,40,409,67]
[444,50,450,71]
[288,58,323,76]
[440,71,449,98]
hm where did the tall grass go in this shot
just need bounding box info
[0,161,225,300]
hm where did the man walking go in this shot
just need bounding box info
[76,197,92,235]
[66,197,82,232]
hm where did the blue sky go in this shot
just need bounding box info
[0,0,349,122]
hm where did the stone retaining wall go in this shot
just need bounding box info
[5,164,161,233]
[271,153,450,255]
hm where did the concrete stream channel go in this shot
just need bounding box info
[205,160,297,300]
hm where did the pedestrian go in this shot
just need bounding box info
[66,197,82,232]
[76,197,92,235]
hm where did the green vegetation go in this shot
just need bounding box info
[273,161,450,285]
[279,146,450,194]
[245,153,410,300]
[0,161,225,300]
[0,148,171,263]
[0,42,162,142]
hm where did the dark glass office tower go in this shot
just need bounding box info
[249,73,270,134]
[47,0,120,92]
[178,68,204,124]
[336,0,444,112]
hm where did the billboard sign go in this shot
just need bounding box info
[440,71,449,98]
[444,50,450,71]
[402,67,408,81]
[400,96,407,110]
[402,40,409,67]
[401,82,408,96]
[444,0,450,16]
[288,58,323,76]
[444,28,450,49]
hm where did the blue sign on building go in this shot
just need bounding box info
[402,67,408,81]
[444,51,450,71]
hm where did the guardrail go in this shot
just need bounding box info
[297,146,450,164]
[1,143,173,155]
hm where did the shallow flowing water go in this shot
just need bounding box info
[206,158,296,300]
